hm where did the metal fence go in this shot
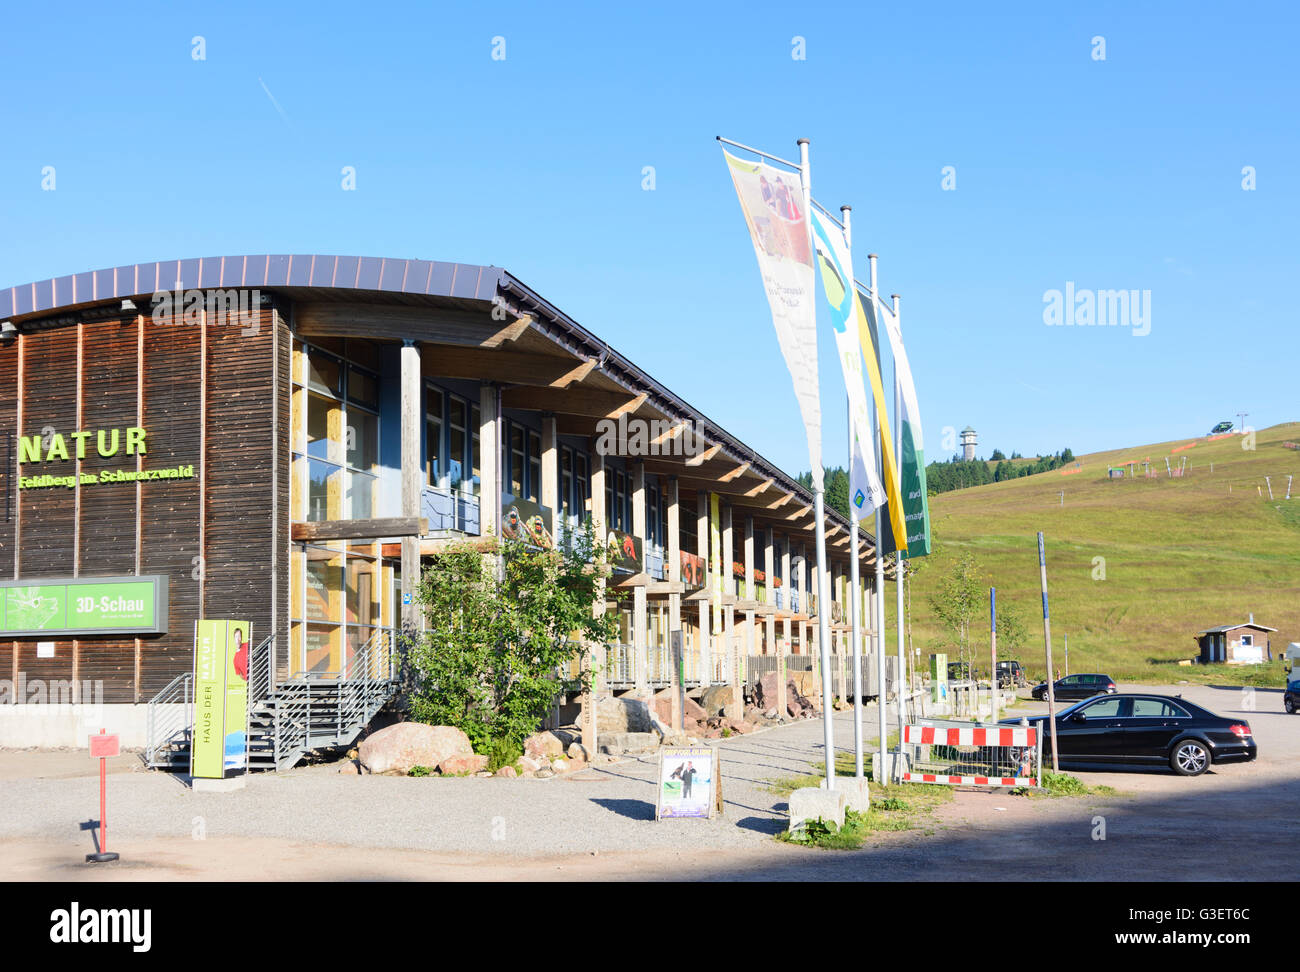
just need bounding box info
[900,722,1041,787]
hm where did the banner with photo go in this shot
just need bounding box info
[809,208,886,519]
[191,619,250,779]
[722,148,823,490]
[859,287,931,557]
[854,288,910,556]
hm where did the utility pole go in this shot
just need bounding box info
[1237,412,1248,434]
[1037,531,1059,773]
[989,588,998,723]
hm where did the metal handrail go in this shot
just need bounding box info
[144,671,192,767]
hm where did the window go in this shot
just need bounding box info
[295,341,379,522]
[560,448,574,518]
[448,398,467,492]
[469,404,481,496]
[1079,697,1123,718]
[510,424,525,498]
[426,392,443,487]
[1240,634,1253,647]
[576,454,589,514]
[1131,698,1190,718]
[527,430,541,502]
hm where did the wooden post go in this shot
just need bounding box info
[697,490,712,685]
[778,533,790,717]
[399,341,422,631]
[722,503,741,719]
[581,449,607,757]
[632,462,647,695]
[667,475,682,729]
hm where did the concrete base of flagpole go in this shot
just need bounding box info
[85,852,120,863]
[874,751,900,783]
[823,775,869,813]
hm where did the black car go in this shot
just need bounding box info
[1031,673,1116,701]
[996,660,1028,688]
[1003,693,1256,776]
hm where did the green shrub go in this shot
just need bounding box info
[484,737,523,773]
[408,765,434,777]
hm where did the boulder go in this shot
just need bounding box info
[495,765,517,778]
[551,757,571,773]
[700,685,739,717]
[337,759,360,775]
[358,723,473,776]
[755,671,782,708]
[567,741,590,762]
[517,755,545,773]
[597,731,660,755]
[438,754,489,776]
[523,731,566,759]
[596,695,655,733]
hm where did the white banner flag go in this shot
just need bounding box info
[722,148,823,490]
[809,208,885,516]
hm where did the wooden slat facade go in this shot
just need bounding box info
[0,308,289,703]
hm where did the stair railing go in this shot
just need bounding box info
[144,671,193,768]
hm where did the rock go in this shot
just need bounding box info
[495,765,517,777]
[517,755,545,773]
[597,731,660,755]
[683,695,707,722]
[358,723,473,776]
[700,685,738,717]
[337,759,359,775]
[438,754,489,776]
[567,758,587,772]
[704,729,723,739]
[567,741,590,762]
[551,757,571,773]
[726,719,752,735]
[789,786,847,836]
[536,768,555,778]
[682,717,700,732]
[756,671,781,708]
[743,706,763,723]
[596,695,655,733]
[764,708,779,720]
[523,731,566,759]
[474,770,493,778]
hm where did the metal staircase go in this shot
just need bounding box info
[145,629,400,773]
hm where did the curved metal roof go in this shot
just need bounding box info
[1,253,877,557]
[0,254,503,322]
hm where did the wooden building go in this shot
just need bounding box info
[1195,619,1277,664]
[0,255,885,747]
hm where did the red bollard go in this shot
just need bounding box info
[87,728,120,863]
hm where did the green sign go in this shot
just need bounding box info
[0,575,168,636]
[192,619,251,779]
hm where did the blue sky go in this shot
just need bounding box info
[1,1,1295,477]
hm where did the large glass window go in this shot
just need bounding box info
[561,448,574,518]
[426,392,443,486]
[294,341,379,523]
[510,424,525,498]
[449,398,467,492]
[527,431,541,502]
[469,404,481,496]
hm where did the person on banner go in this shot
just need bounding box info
[671,760,699,799]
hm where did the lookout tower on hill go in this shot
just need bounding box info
[960,426,977,461]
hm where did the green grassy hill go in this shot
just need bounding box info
[891,422,1300,686]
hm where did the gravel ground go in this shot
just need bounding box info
[3,683,1296,880]
[0,705,896,857]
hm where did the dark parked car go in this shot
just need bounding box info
[1003,693,1256,776]
[1031,673,1116,701]
[996,660,1028,688]
[1286,682,1298,714]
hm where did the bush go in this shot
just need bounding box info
[484,737,522,773]
[406,520,618,752]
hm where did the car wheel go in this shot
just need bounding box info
[1170,740,1210,776]
[1286,697,1296,714]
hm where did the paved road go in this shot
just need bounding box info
[1,684,1295,880]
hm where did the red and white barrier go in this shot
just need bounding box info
[900,723,1040,787]
[903,724,1037,747]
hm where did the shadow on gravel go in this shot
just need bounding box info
[733,815,787,836]
[590,797,656,821]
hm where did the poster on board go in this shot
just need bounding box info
[656,745,723,819]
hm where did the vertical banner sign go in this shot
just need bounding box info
[855,288,911,555]
[873,293,932,556]
[722,148,823,490]
[191,619,250,779]
[808,209,885,517]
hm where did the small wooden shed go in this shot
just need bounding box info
[1194,619,1278,664]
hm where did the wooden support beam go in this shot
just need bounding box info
[744,477,774,497]
[685,442,722,467]
[295,517,429,542]
[552,358,597,388]
[720,461,752,483]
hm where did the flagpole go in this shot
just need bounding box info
[869,253,888,781]
[892,292,907,782]
[842,205,865,782]
[798,138,837,790]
